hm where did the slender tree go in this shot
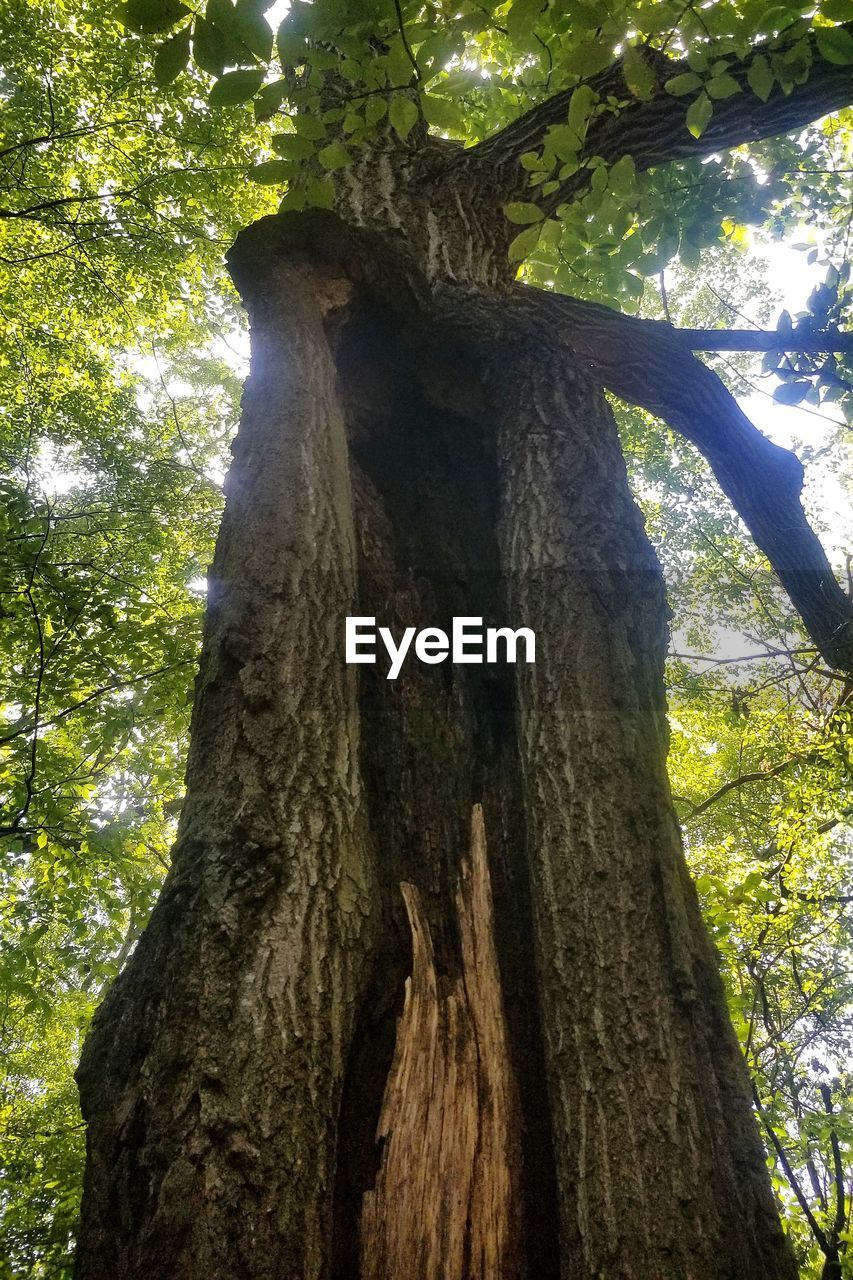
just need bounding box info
[32,1,850,1277]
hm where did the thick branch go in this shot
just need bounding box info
[465,25,853,208]
[508,287,853,674]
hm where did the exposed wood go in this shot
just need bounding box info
[360,805,524,1280]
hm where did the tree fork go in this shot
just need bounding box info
[79,210,804,1277]
[230,210,853,675]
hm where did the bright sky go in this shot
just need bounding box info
[739,239,851,558]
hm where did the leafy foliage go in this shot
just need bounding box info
[1,0,851,1275]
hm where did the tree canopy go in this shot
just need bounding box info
[0,0,851,1276]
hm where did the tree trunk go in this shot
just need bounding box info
[491,344,795,1277]
[75,211,797,1279]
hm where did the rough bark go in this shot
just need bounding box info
[491,342,797,1278]
[676,327,853,354]
[75,256,378,1279]
[76,211,801,1279]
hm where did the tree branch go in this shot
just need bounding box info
[506,286,853,674]
[752,1082,832,1258]
[231,210,853,676]
[681,327,853,354]
[682,755,805,819]
[464,24,853,209]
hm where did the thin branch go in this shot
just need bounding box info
[682,327,853,354]
[0,660,195,749]
[752,1082,831,1257]
[393,0,420,82]
[682,756,805,820]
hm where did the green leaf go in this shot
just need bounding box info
[520,150,545,171]
[122,0,189,33]
[384,37,416,85]
[233,0,273,61]
[546,124,580,162]
[293,114,325,139]
[816,26,853,64]
[192,19,229,76]
[249,159,293,183]
[539,218,561,247]
[277,25,308,66]
[278,188,306,211]
[821,0,853,17]
[154,25,191,85]
[622,46,656,99]
[563,38,614,77]
[506,0,542,41]
[567,84,596,142]
[305,176,336,208]
[686,91,713,138]
[665,72,703,96]
[747,54,774,101]
[418,31,465,75]
[507,223,542,264]
[318,141,353,169]
[271,133,316,160]
[706,72,741,99]
[365,97,387,127]
[253,77,288,120]
[388,95,419,140]
[208,69,265,106]
[608,154,636,193]
[421,95,464,132]
[505,201,544,225]
[773,379,811,405]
